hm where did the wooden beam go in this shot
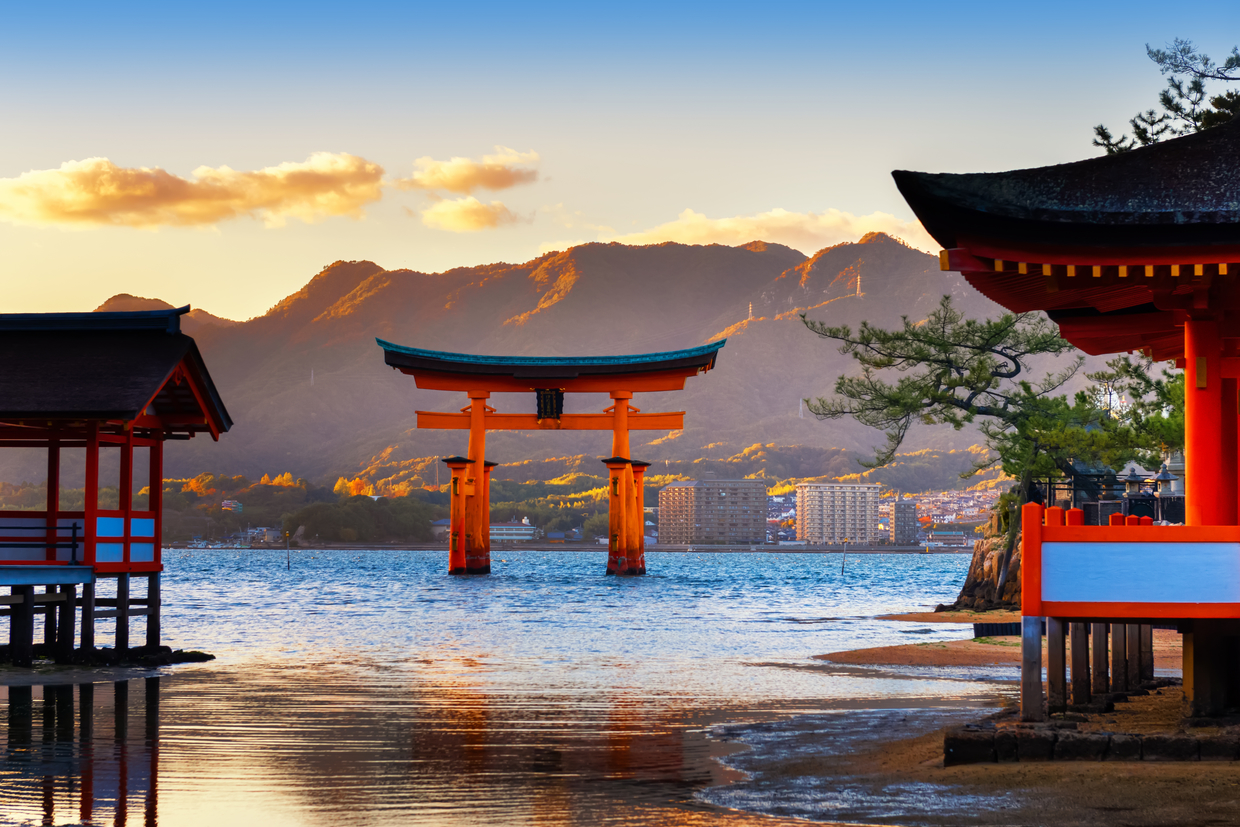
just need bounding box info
[406,368,700,393]
[416,411,685,431]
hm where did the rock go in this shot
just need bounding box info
[1016,727,1056,761]
[1106,734,1141,761]
[995,729,1018,762]
[1054,730,1110,760]
[1142,734,1199,761]
[944,727,996,766]
[1198,734,1240,761]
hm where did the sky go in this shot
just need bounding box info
[1,1,1237,321]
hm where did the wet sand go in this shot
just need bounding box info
[816,629,1183,672]
[701,629,1232,826]
[878,609,1021,623]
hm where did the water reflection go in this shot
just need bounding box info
[0,670,998,826]
[2,678,159,826]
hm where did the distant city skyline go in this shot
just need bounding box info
[1,1,1236,320]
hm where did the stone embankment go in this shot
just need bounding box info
[943,679,1240,764]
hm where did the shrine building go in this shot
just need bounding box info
[894,113,1240,717]
[0,307,231,666]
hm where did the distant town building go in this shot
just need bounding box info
[491,517,538,542]
[890,498,919,544]
[221,499,242,512]
[658,479,767,544]
[796,482,882,544]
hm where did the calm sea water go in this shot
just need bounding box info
[0,550,1010,826]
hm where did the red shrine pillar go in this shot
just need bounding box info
[1184,319,1229,526]
[464,392,491,574]
[1182,318,1235,716]
[476,460,496,574]
[443,457,474,575]
[630,461,649,575]
[603,457,631,574]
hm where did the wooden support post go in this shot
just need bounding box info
[145,573,161,648]
[1091,622,1110,695]
[1047,617,1067,713]
[1127,623,1142,688]
[1070,622,1090,705]
[10,585,34,667]
[116,574,130,653]
[8,685,33,746]
[42,586,57,648]
[1021,615,1045,721]
[57,584,76,662]
[1140,624,1155,682]
[1112,622,1128,692]
[1185,620,1228,716]
[80,582,95,653]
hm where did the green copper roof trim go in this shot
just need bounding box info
[375,338,725,367]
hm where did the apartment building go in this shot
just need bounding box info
[796,482,882,543]
[658,478,767,544]
[890,498,919,544]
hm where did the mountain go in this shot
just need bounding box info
[1,234,1030,485]
[95,294,239,335]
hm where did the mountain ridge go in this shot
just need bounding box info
[2,234,1029,485]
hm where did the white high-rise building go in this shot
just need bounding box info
[796,482,882,544]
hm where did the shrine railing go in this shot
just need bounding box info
[1022,503,1240,620]
[0,519,83,565]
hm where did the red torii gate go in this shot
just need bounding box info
[378,340,725,575]
[894,114,1240,716]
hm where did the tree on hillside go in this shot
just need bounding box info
[1094,38,1240,153]
[802,296,1161,605]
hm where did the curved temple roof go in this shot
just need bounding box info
[377,339,725,380]
[894,115,1240,252]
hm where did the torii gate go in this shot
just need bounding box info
[377,340,725,575]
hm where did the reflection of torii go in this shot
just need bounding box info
[377,339,726,576]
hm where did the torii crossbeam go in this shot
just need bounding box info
[378,339,725,575]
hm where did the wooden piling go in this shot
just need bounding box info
[1070,622,1090,705]
[145,573,160,648]
[57,583,76,662]
[1048,617,1067,713]
[42,585,57,647]
[1112,622,1128,692]
[1127,624,1142,687]
[1140,624,1155,682]
[115,574,130,653]
[1091,622,1109,695]
[1021,615,1044,721]
[80,582,95,652]
[11,585,34,667]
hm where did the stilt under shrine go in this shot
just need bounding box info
[378,340,725,575]
[894,114,1240,717]
[0,307,232,665]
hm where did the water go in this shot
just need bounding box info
[0,550,1009,825]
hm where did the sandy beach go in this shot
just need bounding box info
[705,617,1240,827]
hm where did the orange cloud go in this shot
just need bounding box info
[0,152,385,228]
[421,196,520,232]
[600,207,936,253]
[398,146,538,194]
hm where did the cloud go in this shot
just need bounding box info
[0,153,386,229]
[602,207,936,253]
[398,146,539,194]
[420,196,521,232]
